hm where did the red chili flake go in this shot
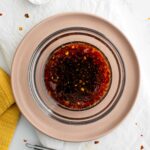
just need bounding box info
[24,13,29,18]
[140,145,144,149]
[23,139,27,143]
[18,26,23,31]
[0,13,3,16]
[94,141,99,144]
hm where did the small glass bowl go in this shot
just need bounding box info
[28,27,125,125]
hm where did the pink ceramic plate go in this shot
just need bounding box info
[11,13,140,142]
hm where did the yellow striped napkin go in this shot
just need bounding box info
[0,68,20,150]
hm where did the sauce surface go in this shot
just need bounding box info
[44,42,111,110]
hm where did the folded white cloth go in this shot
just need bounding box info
[1,0,150,149]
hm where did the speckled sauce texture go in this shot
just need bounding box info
[44,42,111,110]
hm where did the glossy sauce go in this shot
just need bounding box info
[44,42,111,110]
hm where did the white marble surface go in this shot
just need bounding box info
[0,0,150,149]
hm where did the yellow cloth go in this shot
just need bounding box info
[0,68,20,150]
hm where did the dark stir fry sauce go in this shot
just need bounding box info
[44,42,111,110]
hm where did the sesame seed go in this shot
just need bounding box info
[80,87,85,92]
[65,51,69,55]
[77,102,80,105]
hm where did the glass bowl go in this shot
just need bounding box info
[28,27,125,125]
